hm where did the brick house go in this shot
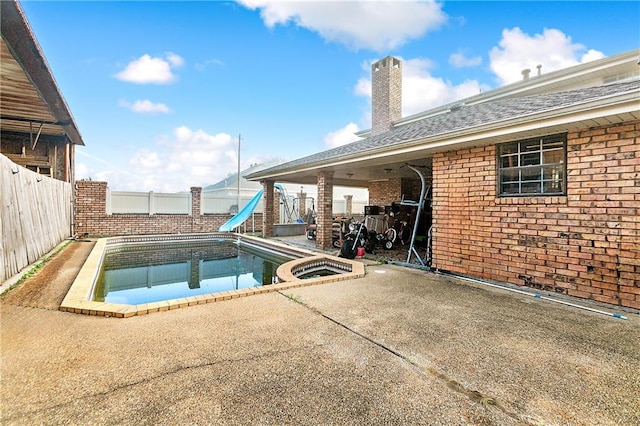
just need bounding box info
[246,50,640,309]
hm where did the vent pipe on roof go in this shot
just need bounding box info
[449,103,465,112]
[521,68,531,80]
[537,64,542,76]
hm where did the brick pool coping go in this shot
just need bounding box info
[59,233,365,318]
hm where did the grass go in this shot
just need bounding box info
[280,292,302,304]
[1,239,72,295]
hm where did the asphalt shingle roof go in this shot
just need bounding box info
[248,80,639,178]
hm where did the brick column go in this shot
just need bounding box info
[344,195,353,216]
[74,180,108,236]
[273,188,281,225]
[190,187,202,233]
[298,190,307,221]
[316,170,334,250]
[262,180,275,237]
[190,187,201,217]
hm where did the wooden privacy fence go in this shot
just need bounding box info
[1,154,72,283]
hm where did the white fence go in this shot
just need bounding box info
[108,191,192,215]
[333,199,367,216]
[1,154,72,283]
[107,191,263,215]
[202,193,264,215]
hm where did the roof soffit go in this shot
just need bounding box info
[0,0,85,146]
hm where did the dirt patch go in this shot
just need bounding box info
[1,240,96,310]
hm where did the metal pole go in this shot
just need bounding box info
[406,165,426,265]
[237,134,241,214]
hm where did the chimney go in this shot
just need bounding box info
[371,56,402,136]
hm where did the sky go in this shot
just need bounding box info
[19,0,640,192]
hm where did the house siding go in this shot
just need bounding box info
[1,131,69,181]
[432,120,639,309]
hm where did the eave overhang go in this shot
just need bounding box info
[0,0,85,146]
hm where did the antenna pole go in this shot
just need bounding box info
[237,134,241,214]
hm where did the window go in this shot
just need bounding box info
[498,134,566,196]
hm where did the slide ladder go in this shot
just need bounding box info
[275,184,297,223]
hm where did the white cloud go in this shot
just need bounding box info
[130,149,163,169]
[356,57,486,119]
[75,149,143,189]
[195,58,225,71]
[581,49,606,63]
[77,128,245,192]
[165,52,185,67]
[403,58,485,115]
[489,27,605,85]
[449,50,482,68]
[119,99,172,114]
[115,53,184,84]
[323,123,362,148]
[75,162,90,180]
[237,0,447,51]
[125,126,238,192]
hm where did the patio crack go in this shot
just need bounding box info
[1,345,320,423]
[278,291,533,425]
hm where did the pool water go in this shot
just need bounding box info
[93,240,294,305]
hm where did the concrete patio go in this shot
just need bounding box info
[1,239,639,425]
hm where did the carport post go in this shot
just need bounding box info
[262,180,275,237]
[316,170,334,250]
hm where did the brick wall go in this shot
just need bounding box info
[432,120,639,309]
[369,178,401,208]
[75,181,262,237]
[368,177,432,210]
[103,241,238,269]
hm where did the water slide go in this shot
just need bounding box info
[218,189,264,232]
[218,184,287,232]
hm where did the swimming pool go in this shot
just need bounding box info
[94,239,293,305]
[60,233,365,317]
